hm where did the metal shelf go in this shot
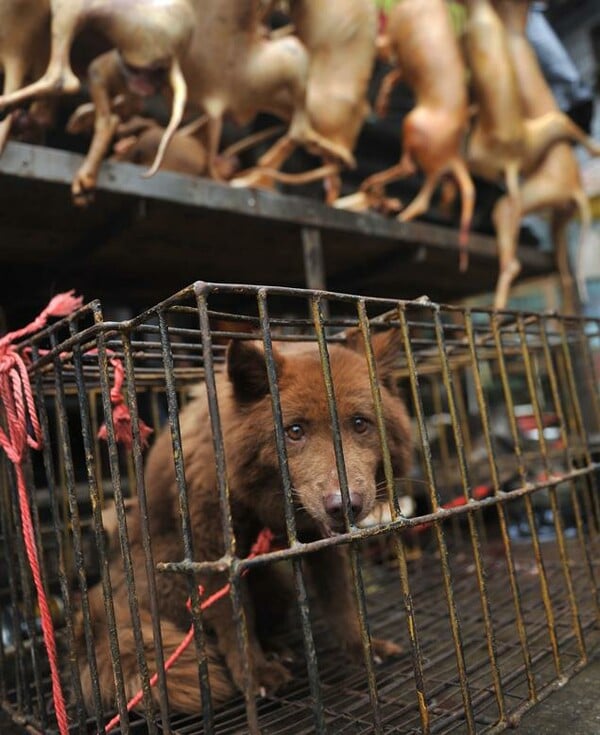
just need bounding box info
[0,141,553,324]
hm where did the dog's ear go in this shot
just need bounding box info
[227,339,284,403]
[345,328,401,393]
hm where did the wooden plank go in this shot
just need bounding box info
[0,141,552,270]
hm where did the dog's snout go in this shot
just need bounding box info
[324,491,364,525]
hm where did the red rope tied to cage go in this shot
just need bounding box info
[0,290,84,735]
[97,355,153,449]
[413,484,493,533]
[103,527,275,734]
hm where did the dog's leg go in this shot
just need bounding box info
[200,574,292,697]
[249,564,295,662]
[305,545,402,663]
[251,36,355,168]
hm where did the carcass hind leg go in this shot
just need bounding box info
[72,55,122,206]
[526,110,600,163]
[283,83,354,167]
[494,258,522,310]
[257,133,297,171]
[450,158,476,271]
[0,5,80,111]
[552,211,580,314]
[361,152,416,194]
[0,115,14,155]
[296,122,355,169]
[492,193,522,309]
[203,113,224,181]
[334,153,414,211]
[230,134,297,189]
[323,156,342,205]
[397,169,442,224]
[72,112,120,206]
[571,190,592,305]
[0,59,26,153]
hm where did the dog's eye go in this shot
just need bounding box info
[352,416,370,434]
[285,423,305,441]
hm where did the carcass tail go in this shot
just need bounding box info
[143,58,187,178]
[451,158,476,272]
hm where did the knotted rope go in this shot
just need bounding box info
[0,290,84,735]
[97,355,153,448]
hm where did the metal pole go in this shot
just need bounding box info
[301,227,330,320]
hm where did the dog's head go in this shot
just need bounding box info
[225,330,412,535]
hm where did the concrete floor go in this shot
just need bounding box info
[1,659,599,733]
[514,656,600,734]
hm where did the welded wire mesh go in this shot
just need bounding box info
[0,282,599,735]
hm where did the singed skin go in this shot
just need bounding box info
[490,0,592,310]
[232,0,376,200]
[0,0,51,153]
[464,0,599,200]
[358,0,475,266]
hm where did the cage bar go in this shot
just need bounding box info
[0,283,598,735]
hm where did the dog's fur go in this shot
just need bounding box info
[78,330,411,715]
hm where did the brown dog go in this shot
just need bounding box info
[79,330,411,715]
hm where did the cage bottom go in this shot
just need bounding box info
[5,528,600,735]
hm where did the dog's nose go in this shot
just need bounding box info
[324,491,364,525]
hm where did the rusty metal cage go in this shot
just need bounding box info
[1,281,599,735]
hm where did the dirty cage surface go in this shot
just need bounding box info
[1,282,599,735]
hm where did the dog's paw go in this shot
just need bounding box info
[230,654,292,698]
[371,637,403,664]
[254,658,293,697]
[261,635,296,664]
[267,646,296,665]
[344,636,403,665]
